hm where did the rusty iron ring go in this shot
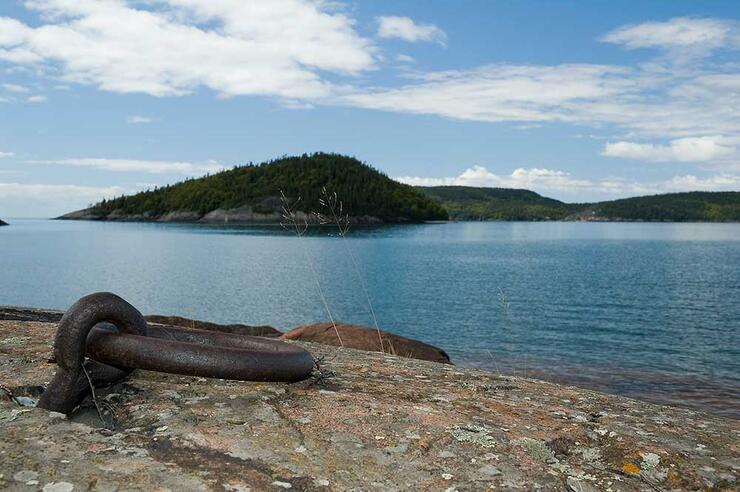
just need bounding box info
[38,292,148,414]
[86,323,315,382]
[38,292,314,414]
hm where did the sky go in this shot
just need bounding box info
[1,0,739,217]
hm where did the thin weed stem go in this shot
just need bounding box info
[280,190,343,347]
[317,187,384,352]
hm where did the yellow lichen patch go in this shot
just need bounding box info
[622,462,641,475]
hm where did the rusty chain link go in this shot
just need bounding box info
[38,292,314,414]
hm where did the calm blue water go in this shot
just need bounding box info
[2,219,739,417]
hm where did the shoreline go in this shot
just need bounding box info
[4,304,738,419]
[53,216,740,225]
[2,316,738,490]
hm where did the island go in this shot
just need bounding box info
[58,153,740,223]
[0,219,8,226]
[59,153,448,224]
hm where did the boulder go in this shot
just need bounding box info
[145,314,282,338]
[281,322,451,364]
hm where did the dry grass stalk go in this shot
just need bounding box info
[316,187,385,353]
[280,190,343,347]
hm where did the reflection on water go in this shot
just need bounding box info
[2,219,739,417]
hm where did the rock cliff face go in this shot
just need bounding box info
[1,318,738,491]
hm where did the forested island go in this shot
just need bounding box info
[0,219,7,226]
[60,153,740,223]
[61,153,448,223]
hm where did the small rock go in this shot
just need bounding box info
[566,476,598,492]
[14,396,37,407]
[477,464,502,477]
[441,473,453,480]
[271,481,292,489]
[14,470,38,482]
[42,482,74,492]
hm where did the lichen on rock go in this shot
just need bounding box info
[1,318,738,491]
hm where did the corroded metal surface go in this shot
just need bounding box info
[37,292,314,414]
[37,292,147,414]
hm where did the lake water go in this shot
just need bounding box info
[2,219,739,418]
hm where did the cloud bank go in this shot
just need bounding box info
[396,165,740,197]
[27,158,224,175]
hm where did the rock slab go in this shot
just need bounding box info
[1,319,738,491]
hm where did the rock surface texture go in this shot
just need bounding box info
[282,322,451,364]
[1,319,738,491]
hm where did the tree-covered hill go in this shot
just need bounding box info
[61,153,448,223]
[417,187,740,222]
[0,219,8,226]
[417,186,577,220]
[585,191,740,222]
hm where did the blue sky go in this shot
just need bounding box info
[1,0,739,217]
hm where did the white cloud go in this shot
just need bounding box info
[601,17,740,56]
[396,165,740,197]
[344,64,638,123]
[395,54,415,63]
[0,182,125,217]
[396,165,592,192]
[602,136,736,162]
[377,16,446,45]
[2,83,29,93]
[126,115,153,124]
[26,95,47,103]
[27,158,224,175]
[663,173,740,191]
[0,182,123,200]
[0,151,14,158]
[0,0,376,99]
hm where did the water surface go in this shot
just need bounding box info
[2,219,739,417]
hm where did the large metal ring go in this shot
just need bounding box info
[38,292,148,414]
[38,292,314,414]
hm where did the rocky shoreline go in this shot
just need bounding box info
[57,205,388,225]
[1,316,738,490]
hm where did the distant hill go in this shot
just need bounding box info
[418,187,740,222]
[417,186,576,220]
[583,192,740,222]
[61,153,448,223]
